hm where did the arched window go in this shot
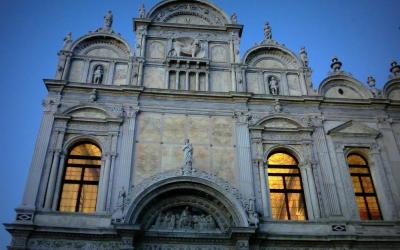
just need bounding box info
[58,143,102,213]
[347,153,382,220]
[267,152,307,220]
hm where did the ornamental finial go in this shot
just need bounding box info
[330,56,342,72]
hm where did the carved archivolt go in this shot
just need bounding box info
[114,168,250,228]
[149,1,229,26]
[73,36,131,58]
[244,46,301,70]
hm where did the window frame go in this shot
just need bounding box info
[267,152,308,221]
[347,153,382,220]
[57,143,102,213]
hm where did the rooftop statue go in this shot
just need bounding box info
[104,10,113,31]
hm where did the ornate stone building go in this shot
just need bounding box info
[5,0,400,249]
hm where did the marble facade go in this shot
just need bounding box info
[5,0,400,249]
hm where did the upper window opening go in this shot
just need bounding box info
[267,152,307,221]
[58,143,102,213]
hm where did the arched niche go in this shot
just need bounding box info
[67,34,132,85]
[319,74,372,99]
[242,45,306,96]
[147,0,230,26]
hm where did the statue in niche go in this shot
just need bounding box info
[231,13,238,24]
[93,65,104,84]
[182,139,193,167]
[269,76,280,95]
[103,11,113,30]
[139,4,145,18]
[264,22,272,40]
[170,38,205,58]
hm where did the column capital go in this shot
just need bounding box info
[42,97,60,113]
[123,105,139,118]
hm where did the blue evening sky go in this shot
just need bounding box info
[0,0,399,246]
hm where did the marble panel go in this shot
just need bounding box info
[69,59,84,82]
[212,116,233,146]
[161,144,182,171]
[193,145,210,172]
[188,116,209,145]
[210,44,228,63]
[113,63,128,85]
[134,143,162,183]
[143,67,165,89]
[287,74,302,96]
[246,72,260,94]
[147,40,165,59]
[163,114,186,144]
[137,113,162,142]
[212,146,235,183]
[210,71,231,92]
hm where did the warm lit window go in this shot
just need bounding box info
[267,152,307,220]
[347,153,382,220]
[58,143,102,213]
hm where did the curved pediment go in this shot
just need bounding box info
[63,106,114,120]
[383,78,400,100]
[243,45,302,70]
[254,115,305,130]
[72,34,131,59]
[148,0,230,26]
[319,74,372,99]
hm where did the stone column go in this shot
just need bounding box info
[298,161,320,220]
[370,144,397,220]
[185,71,189,90]
[107,61,116,85]
[126,61,133,85]
[312,118,343,218]
[206,71,210,91]
[334,144,357,219]
[44,130,65,209]
[377,117,400,218]
[52,153,66,210]
[176,71,180,90]
[164,70,170,89]
[137,58,145,86]
[61,53,72,81]
[112,106,139,208]
[98,133,118,212]
[259,160,270,218]
[82,59,91,83]
[20,98,58,210]
[234,113,255,200]
[195,72,200,91]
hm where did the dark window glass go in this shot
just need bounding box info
[58,143,101,213]
[267,152,307,220]
[347,153,382,220]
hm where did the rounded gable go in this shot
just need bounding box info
[147,0,230,26]
[243,45,303,70]
[71,33,132,59]
[319,74,372,99]
[383,78,400,100]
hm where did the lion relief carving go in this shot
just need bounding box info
[169,37,206,58]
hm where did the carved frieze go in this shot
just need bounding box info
[151,206,217,231]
